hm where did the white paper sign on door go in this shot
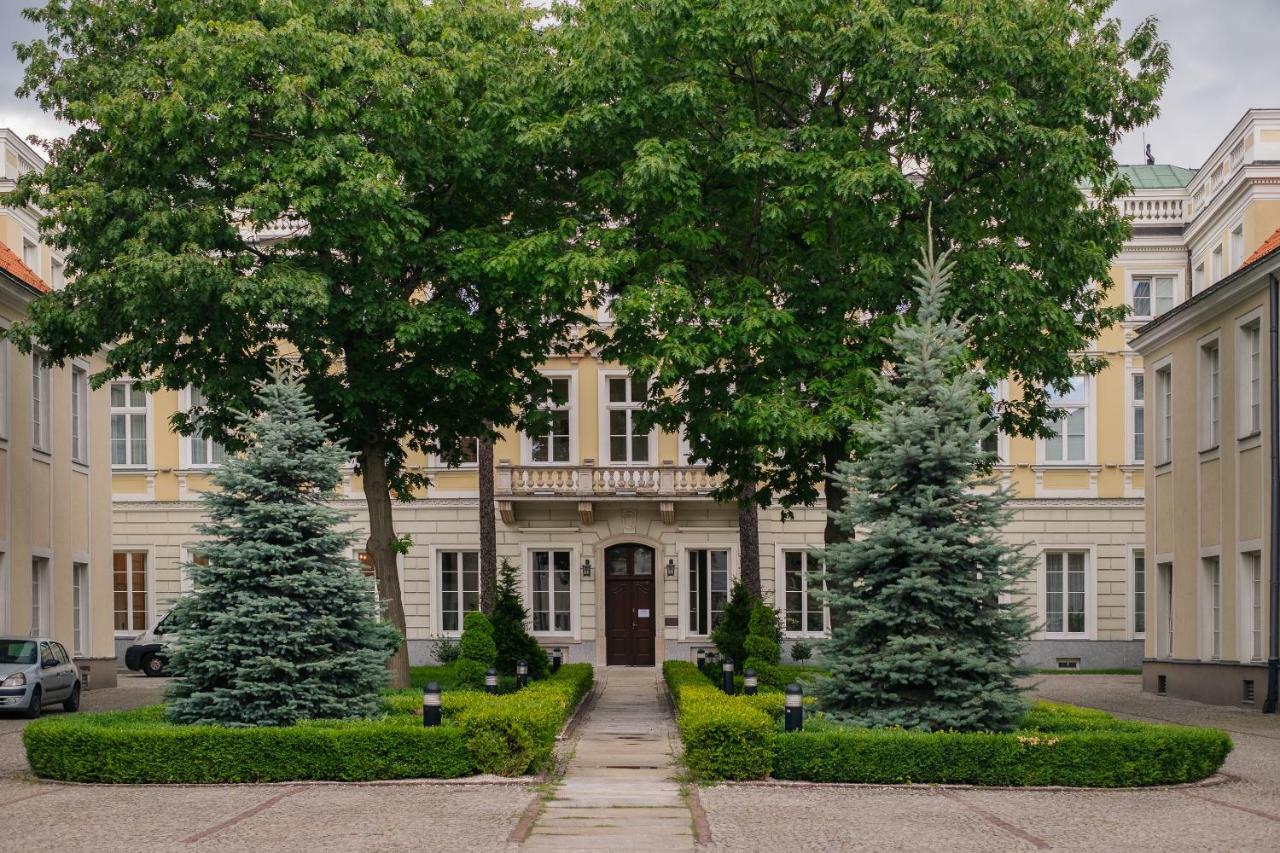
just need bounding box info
[638,609,650,618]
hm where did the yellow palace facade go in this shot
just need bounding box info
[99,111,1279,682]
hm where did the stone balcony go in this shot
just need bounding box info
[495,461,724,524]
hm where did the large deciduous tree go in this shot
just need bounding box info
[547,0,1169,570]
[7,0,595,686]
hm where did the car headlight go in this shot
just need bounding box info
[1,673,26,688]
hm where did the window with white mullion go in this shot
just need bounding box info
[1244,551,1263,661]
[1131,275,1175,319]
[1131,373,1145,463]
[71,366,88,464]
[1044,551,1087,636]
[688,549,729,636]
[1043,377,1088,463]
[530,377,571,464]
[1200,341,1220,450]
[606,375,651,464]
[1204,557,1222,660]
[439,550,480,633]
[783,551,826,635]
[1133,550,1146,636]
[531,550,572,633]
[110,381,149,467]
[186,386,225,467]
[32,352,50,452]
[1155,365,1173,464]
[1240,321,1262,437]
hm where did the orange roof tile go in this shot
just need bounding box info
[1243,226,1280,269]
[0,241,50,294]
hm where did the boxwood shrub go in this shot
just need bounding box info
[663,661,1231,786]
[25,663,593,783]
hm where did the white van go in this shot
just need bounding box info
[123,610,177,677]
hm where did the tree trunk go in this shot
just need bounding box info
[360,440,411,689]
[823,439,849,546]
[738,483,762,599]
[478,436,498,614]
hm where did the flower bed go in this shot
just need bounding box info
[25,663,592,783]
[663,661,1231,786]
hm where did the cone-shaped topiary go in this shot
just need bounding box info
[165,367,400,727]
[743,600,784,688]
[816,237,1033,732]
[455,611,498,689]
[492,560,550,679]
[710,580,755,669]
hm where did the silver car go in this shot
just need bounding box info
[0,637,82,718]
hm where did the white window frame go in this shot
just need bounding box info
[1131,549,1146,639]
[0,329,8,441]
[679,543,737,639]
[599,370,657,466]
[1202,555,1222,660]
[180,386,225,469]
[434,547,481,636]
[178,544,211,596]
[1038,376,1093,465]
[21,237,39,274]
[775,546,828,638]
[112,549,152,636]
[522,372,577,465]
[30,553,50,637]
[1212,244,1224,283]
[32,351,50,454]
[525,546,578,638]
[1128,368,1145,464]
[1231,222,1245,271]
[110,380,153,468]
[431,437,479,470]
[1037,547,1096,640]
[70,363,89,465]
[1193,260,1206,294]
[1129,273,1176,320]
[1157,560,1174,659]
[1240,550,1264,663]
[1153,359,1173,465]
[72,561,89,655]
[50,258,64,290]
[1199,335,1221,451]
[1238,313,1263,438]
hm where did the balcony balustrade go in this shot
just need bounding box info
[1122,195,1185,225]
[497,461,722,498]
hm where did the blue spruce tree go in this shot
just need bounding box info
[166,368,400,726]
[817,239,1033,732]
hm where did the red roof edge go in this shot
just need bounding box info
[1242,226,1280,269]
[0,241,51,294]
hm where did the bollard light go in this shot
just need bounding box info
[423,681,442,727]
[784,682,804,732]
[743,668,758,696]
[722,660,735,694]
[485,668,498,694]
[516,659,529,689]
[551,648,562,673]
[696,648,706,668]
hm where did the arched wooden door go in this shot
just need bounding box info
[604,544,656,666]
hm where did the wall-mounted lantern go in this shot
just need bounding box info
[665,558,677,578]
[581,558,593,578]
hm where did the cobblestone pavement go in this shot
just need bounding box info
[699,674,1280,852]
[0,673,534,853]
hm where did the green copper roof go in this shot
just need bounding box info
[1117,164,1198,189]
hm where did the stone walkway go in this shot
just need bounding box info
[521,666,696,851]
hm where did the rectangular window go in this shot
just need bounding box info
[1212,245,1224,282]
[50,259,64,289]
[1232,225,1245,270]
[1159,561,1174,658]
[30,557,49,636]
[531,549,572,633]
[71,366,88,463]
[439,550,480,633]
[113,551,148,633]
[1133,551,1146,636]
[181,549,208,596]
[1193,263,1205,294]
[187,387,225,466]
[1201,341,1220,449]
[783,551,826,634]
[110,381,149,466]
[72,562,88,655]
[1043,377,1087,463]
[688,548,730,636]
[1131,275,1175,319]
[1155,365,1173,464]
[32,352,50,452]
[606,375,650,463]
[530,378,571,463]
[1044,551,1087,635]
[1131,373,1145,462]
[1244,551,1264,661]
[1241,321,1262,436]
[1205,557,1222,659]
[22,238,38,272]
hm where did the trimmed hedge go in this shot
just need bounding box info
[25,663,593,783]
[663,661,1231,786]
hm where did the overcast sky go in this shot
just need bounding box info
[3,0,1277,170]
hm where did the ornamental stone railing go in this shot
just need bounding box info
[497,461,722,497]
[1122,195,1185,225]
